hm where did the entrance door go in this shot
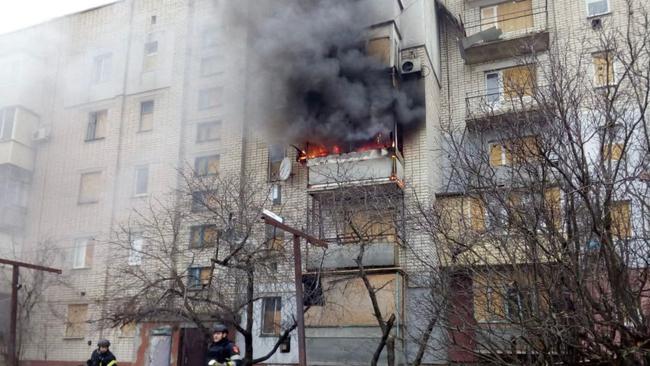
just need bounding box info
[179,328,207,366]
[148,328,172,366]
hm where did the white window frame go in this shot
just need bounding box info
[72,238,90,269]
[260,297,282,336]
[0,107,15,141]
[134,165,149,196]
[485,71,503,105]
[480,5,498,31]
[128,233,144,266]
[92,53,112,84]
[585,0,610,17]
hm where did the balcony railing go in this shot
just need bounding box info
[306,233,400,270]
[465,88,542,121]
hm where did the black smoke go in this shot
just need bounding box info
[251,0,424,146]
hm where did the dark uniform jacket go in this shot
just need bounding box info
[205,338,241,366]
[87,349,117,366]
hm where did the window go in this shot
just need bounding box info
[150,15,157,25]
[79,172,101,203]
[366,37,391,66]
[485,65,536,103]
[343,210,397,242]
[92,53,112,83]
[196,121,221,142]
[0,107,16,140]
[143,36,158,71]
[72,238,94,269]
[191,191,215,212]
[480,0,533,33]
[270,184,282,205]
[603,143,624,161]
[134,166,149,196]
[611,200,631,239]
[195,155,220,176]
[489,136,539,167]
[543,187,562,231]
[303,274,324,306]
[268,144,286,181]
[586,0,609,17]
[120,322,137,337]
[128,233,144,266]
[265,224,285,250]
[139,100,154,131]
[261,297,282,336]
[65,304,88,338]
[188,266,212,289]
[200,56,220,76]
[593,52,614,87]
[464,197,486,232]
[489,142,511,166]
[198,88,222,110]
[6,179,28,207]
[189,225,218,249]
[201,28,220,49]
[86,110,107,141]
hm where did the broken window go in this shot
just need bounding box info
[268,144,286,182]
[302,274,324,306]
[195,155,220,176]
[586,0,610,17]
[86,110,107,141]
[134,166,149,196]
[611,200,631,239]
[198,87,222,110]
[143,35,158,72]
[480,0,533,33]
[78,171,101,203]
[189,224,218,249]
[128,233,144,266]
[139,100,154,131]
[92,53,112,83]
[72,238,94,269]
[593,52,615,87]
[65,304,88,338]
[188,266,212,289]
[0,107,15,140]
[261,297,282,336]
[197,121,221,142]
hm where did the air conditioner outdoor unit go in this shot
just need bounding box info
[399,57,421,75]
[32,127,50,142]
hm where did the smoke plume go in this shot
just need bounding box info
[250,0,424,147]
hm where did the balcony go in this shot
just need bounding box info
[306,148,404,192]
[459,1,549,65]
[306,234,399,271]
[465,88,541,124]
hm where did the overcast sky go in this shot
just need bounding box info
[0,0,116,35]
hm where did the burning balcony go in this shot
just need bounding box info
[298,133,405,192]
[459,0,549,65]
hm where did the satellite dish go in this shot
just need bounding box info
[279,157,292,181]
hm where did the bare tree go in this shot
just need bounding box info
[104,170,302,366]
[420,2,650,364]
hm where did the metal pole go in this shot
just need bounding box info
[293,234,307,366]
[9,265,19,366]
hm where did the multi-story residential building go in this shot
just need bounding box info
[1,0,647,365]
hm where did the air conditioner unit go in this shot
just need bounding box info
[32,127,50,142]
[399,57,421,75]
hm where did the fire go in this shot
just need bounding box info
[295,133,395,163]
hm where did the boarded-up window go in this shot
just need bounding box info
[139,100,154,131]
[79,171,101,203]
[593,52,614,87]
[611,201,631,239]
[261,297,282,335]
[343,210,396,242]
[195,155,220,176]
[188,267,212,289]
[189,225,218,249]
[511,136,540,164]
[120,322,136,337]
[489,142,511,166]
[474,274,536,322]
[603,143,624,161]
[481,0,533,33]
[544,187,562,230]
[65,304,88,337]
[466,197,486,232]
[503,65,536,98]
[86,110,107,141]
[366,37,391,66]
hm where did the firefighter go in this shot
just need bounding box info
[87,339,117,366]
[205,324,243,366]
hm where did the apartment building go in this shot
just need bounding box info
[1,0,647,365]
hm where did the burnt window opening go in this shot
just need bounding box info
[302,274,324,306]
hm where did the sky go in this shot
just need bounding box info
[0,0,116,35]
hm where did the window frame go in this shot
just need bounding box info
[92,53,112,84]
[196,121,222,143]
[72,238,94,269]
[187,266,212,290]
[198,87,222,110]
[86,110,107,142]
[585,0,610,17]
[78,171,102,204]
[65,304,88,338]
[139,100,155,132]
[592,51,616,87]
[261,297,282,336]
[194,154,220,176]
[134,165,149,196]
[189,224,218,249]
[200,56,221,77]
[0,107,16,141]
